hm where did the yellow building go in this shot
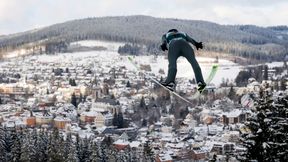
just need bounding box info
[54,116,71,129]
[94,111,113,127]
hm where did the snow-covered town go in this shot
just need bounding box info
[0,40,287,161]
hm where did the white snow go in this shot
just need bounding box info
[222,109,242,118]
[54,116,72,122]
[262,142,270,149]
[113,139,130,145]
[70,40,125,52]
[4,49,30,58]
[81,111,98,117]
[129,141,141,148]
[265,61,285,68]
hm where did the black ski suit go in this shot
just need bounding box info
[161,31,204,84]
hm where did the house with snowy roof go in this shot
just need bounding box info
[211,141,235,155]
[155,151,174,162]
[191,146,207,161]
[94,111,113,127]
[129,141,144,159]
[113,132,130,150]
[221,109,248,125]
[156,147,207,162]
[222,131,240,143]
[80,111,97,123]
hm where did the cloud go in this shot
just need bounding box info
[0,0,288,34]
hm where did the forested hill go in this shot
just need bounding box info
[0,15,288,61]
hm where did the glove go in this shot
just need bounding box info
[195,42,203,50]
[160,43,168,51]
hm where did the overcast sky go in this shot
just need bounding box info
[0,0,288,34]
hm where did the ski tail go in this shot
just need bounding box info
[205,64,218,84]
[128,56,133,62]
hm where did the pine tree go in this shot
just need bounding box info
[99,145,109,162]
[263,65,268,80]
[37,130,49,162]
[126,81,131,87]
[28,129,38,162]
[142,119,147,127]
[0,126,17,162]
[228,86,236,101]
[143,140,154,161]
[47,128,64,162]
[90,142,100,162]
[140,96,146,108]
[66,142,78,162]
[64,133,72,161]
[57,134,65,162]
[20,132,31,162]
[78,137,91,162]
[69,79,77,86]
[112,112,118,127]
[11,130,22,162]
[0,126,6,161]
[71,93,78,108]
[239,95,288,161]
[117,112,124,128]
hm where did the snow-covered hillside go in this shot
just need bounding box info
[3,40,124,59]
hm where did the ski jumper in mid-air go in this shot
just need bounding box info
[160,29,206,92]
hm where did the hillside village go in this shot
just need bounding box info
[0,41,287,161]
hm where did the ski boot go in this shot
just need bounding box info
[160,81,176,92]
[197,82,206,93]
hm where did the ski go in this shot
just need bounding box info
[128,56,194,105]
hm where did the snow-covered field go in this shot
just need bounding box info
[4,49,31,58]
[70,40,125,52]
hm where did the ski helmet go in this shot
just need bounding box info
[168,29,178,33]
